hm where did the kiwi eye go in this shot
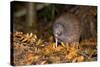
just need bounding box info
[55,30,62,36]
[57,31,62,36]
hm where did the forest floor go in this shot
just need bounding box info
[11,32,97,66]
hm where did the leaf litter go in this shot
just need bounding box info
[11,31,97,65]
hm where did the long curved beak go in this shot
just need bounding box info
[55,37,58,47]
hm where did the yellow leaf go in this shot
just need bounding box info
[61,42,66,47]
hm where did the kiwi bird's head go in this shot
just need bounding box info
[53,22,65,42]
